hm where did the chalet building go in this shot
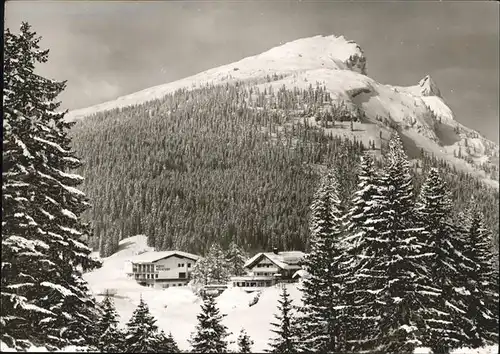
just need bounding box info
[231,249,306,291]
[127,251,200,289]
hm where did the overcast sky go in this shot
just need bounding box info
[5,0,499,142]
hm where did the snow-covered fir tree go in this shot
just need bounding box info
[189,294,230,353]
[298,170,349,352]
[225,241,248,276]
[191,243,231,286]
[1,22,100,351]
[345,153,380,238]
[460,207,499,347]
[343,153,388,351]
[237,328,254,354]
[94,293,124,353]
[267,285,299,353]
[155,330,180,353]
[373,134,435,353]
[124,297,159,353]
[414,168,472,353]
[349,134,433,353]
[480,225,500,345]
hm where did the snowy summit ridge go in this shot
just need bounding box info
[253,35,367,75]
[67,34,498,186]
[66,35,367,120]
[418,75,441,97]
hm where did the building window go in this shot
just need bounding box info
[178,263,184,268]
[179,272,186,279]
[155,274,158,279]
[187,263,191,268]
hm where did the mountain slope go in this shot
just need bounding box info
[67,35,498,186]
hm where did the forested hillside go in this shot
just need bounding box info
[70,82,499,256]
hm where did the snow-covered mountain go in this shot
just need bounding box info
[66,35,499,187]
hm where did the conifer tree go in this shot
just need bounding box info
[415,168,471,353]
[299,171,348,352]
[374,135,428,352]
[369,134,432,353]
[267,285,299,353]
[192,243,231,286]
[345,153,381,244]
[155,330,180,353]
[343,153,388,351]
[189,294,230,353]
[94,293,124,353]
[225,241,248,276]
[124,297,159,353]
[460,208,499,347]
[1,22,100,350]
[237,328,254,354]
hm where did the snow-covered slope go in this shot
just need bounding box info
[84,236,499,353]
[4,235,498,352]
[66,35,498,186]
[84,235,153,296]
[66,35,366,120]
[83,236,303,352]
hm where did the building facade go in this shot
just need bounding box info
[231,250,306,291]
[128,251,200,289]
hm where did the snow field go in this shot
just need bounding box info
[3,234,498,353]
[84,236,304,352]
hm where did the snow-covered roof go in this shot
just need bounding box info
[292,269,311,279]
[244,251,306,270]
[130,250,200,264]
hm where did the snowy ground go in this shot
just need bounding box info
[83,235,303,352]
[2,234,498,352]
[2,342,497,354]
